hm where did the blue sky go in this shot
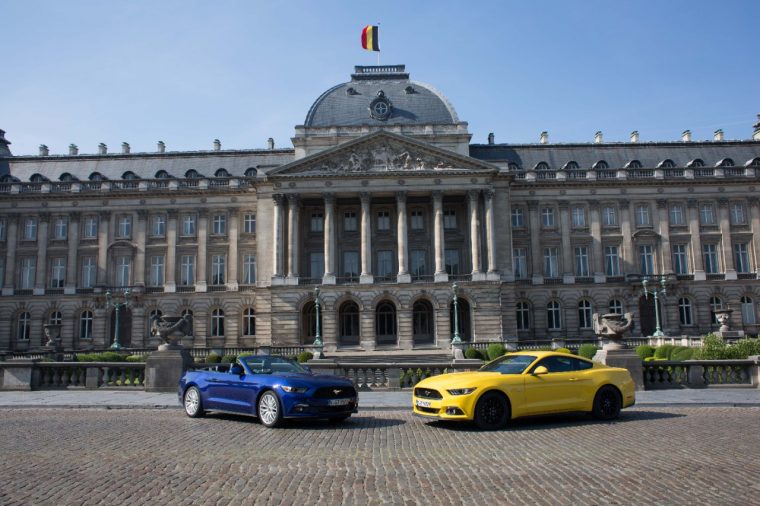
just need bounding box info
[1,0,758,156]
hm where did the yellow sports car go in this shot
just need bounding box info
[412,351,636,429]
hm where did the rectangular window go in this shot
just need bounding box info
[672,245,689,275]
[639,245,654,275]
[182,215,196,236]
[343,251,359,277]
[118,216,132,238]
[377,211,391,231]
[50,257,66,288]
[511,208,524,228]
[410,250,427,277]
[574,246,589,276]
[377,250,394,277]
[444,249,460,276]
[24,218,37,240]
[83,216,98,238]
[149,255,165,286]
[443,210,457,229]
[703,244,719,274]
[0,259,4,286]
[212,214,227,235]
[670,205,685,226]
[211,254,226,285]
[54,217,68,239]
[513,248,528,278]
[151,215,166,237]
[344,211,358,232]
[180,255,195,285]
[243,213,256,234]
[543,247,559,277]
[604,246,621,276]
[0,219,6,241]
[541,208,555,228]
[635,205,650,227]
[20,257,35,289]
[731,203,746,225]
[243,254,257,284]
[116,256,131,286]
[735,243,750,273]
[81,257,96,288]
[411,210,424,230]
[602,206,617,227]
[310,252,324,279]
[311,213,324,232]
[571,207,586,228]
[700,204,715,225]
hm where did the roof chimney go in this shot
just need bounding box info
[630,131,639,143]
[487,132,494,145]
[121,142,130,154]
[98,143,107,155]
[213,139,221,151]
[714,129,724,142]
[594,131,603,144]
[69,144,79,156]
[157,141,166,153]
[267,137,275,150]
[753,114,760,141]
[539,131,548,144]
[39,144,49,156]
[682,130,692,142]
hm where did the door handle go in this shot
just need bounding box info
[207,379,220,383]
[568,378,578,382]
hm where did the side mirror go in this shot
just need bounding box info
[230,364,244,376]
[532,365,549,375]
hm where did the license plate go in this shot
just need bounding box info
[415,399,431,408]
[328,398,352,406]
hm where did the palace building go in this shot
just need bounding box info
[1,64,760,353]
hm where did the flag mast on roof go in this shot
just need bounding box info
[361,24,380,65]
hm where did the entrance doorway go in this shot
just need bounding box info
[638,296,659,336]
[109,308,132,347]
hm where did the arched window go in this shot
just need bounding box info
[594,160,609,170]
[48,311,62,326]
[507,162,521,172]
[245,167,258,177]
[17,312,31,341]
[122,171,138,180]
[746,158,760,168]
[718,158,735,167]
[155,170,171,179]
[181,309,194,336]
[412,300,434,345]
[609,299,623,315]
[678,298,693,325]
[535,162,551,171]
[578,300,593,329]
[89,172,106,181]
[688,159,704,168]
[215,168,230,178]
[659,159,676,168]
[449,298,472,341]
[59,173,77,182]
[626,160,642,169]
[547,301,562,330]
[709,296,723,325]
[211,308,225,337]
[243,308,256,336]
[516,301,531,330]
[149,309,162,329]
[185,169,201,179]
[79,310,93,339]
[30,174,48,182]
[375,301,397,345]
[339,301,360,346]
[741,296,756,325]
[564,161,579,170]
[301,301,320,345]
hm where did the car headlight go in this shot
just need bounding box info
[280,385,308,393]
[446,387,477,396]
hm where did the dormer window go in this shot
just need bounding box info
[59,173,77,182]
[155,170,171,179]
[30,174,48,182]
[718,158,735,167]
[89,172,106,181]
[659,159,676,168]
[535,162,550,171]
[508,162,521,171]
[564,161,579,170]
[626,160,642,169]
[688,159,704,168]
[245,167,258,177]
[185,170,201,179]
[745,158,760,167]
[593,160,609,170]
[215,168,230,178]
[122,171,138,180]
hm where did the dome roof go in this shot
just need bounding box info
[304,65,460,127]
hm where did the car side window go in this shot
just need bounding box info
[573,358,593,371]
[535,356,574,373]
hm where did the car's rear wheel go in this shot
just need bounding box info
[258,390,283,428]
[473,391,510,430]
[592,385,622,420]
[183,386,205,418]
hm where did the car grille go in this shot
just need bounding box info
[314,386,358,399]
[416,406,439,414]
[414,387,442,399]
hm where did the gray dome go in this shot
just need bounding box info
[304,65,459,127]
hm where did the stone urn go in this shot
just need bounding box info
[43,323,62,349]
[713,309,733,333]
[149,314,193,350]
[593,312,634,350]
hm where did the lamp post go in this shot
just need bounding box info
[313,287,323,356]
[106,289,131,350]
[451,282,462,344]
[641,275,666,338]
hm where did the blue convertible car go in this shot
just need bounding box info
[178,355,358,427]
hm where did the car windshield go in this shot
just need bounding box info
[241,356,309,375]
[479,354,537,374]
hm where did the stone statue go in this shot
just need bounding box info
[592,312,634,350]
[150,314,193,350]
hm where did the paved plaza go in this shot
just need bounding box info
[1,405,759,505]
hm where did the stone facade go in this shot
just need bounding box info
[1,65,760,353]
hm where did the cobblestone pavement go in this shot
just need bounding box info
[1,407,759,505]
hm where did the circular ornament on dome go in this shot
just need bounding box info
[369,90,392,121]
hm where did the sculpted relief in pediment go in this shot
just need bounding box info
[299,141,458,174]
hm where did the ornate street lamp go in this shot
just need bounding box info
[313,286,323,354]
[451,282,462,344]
[106,289,131,350]
[641,276,667,338]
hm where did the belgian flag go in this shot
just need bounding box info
[361,25,379,52]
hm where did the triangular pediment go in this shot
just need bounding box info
[271,131,497,177]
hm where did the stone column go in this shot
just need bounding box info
[396,192,411,283]
[286,195,300,283]
[619,200,634,275]
[688,199,705,280]
[2,215,18,295]
[749,197,760,277]
[468,190,483,279]
[227,209,239,290]
[323,193,336,284]
[558,201,573,283]
[96,211,110,286]
[528,201,542,284]
[196,211,208,292]
[64,212,80,295]
[165,209,177,292]
[484,190,498,280]
[33,213,49,295]
[134,210,148,288]
[433,191,447,282]
[656,200,673,275]
[271,194,285,283]
[589,202,605,282]
[718,198,737,280]
[360,192,373,284]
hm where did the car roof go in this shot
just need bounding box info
[505,350,587,360]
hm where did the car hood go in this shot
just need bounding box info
[416,371,504,389]
[274,372,354,387]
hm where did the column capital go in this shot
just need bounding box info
[588,200,601,211]
[67,211,81,222]
[272,193,285,205]
[167,208,179,219]
[395,191,407,204]
[717,198,730,208]
[137,209,149,220]
[432,190,444,201]
[286,194,300,207]
[198,209,209,220]
[618,199,630,208]
[5,213,19,224]
[228,208,240,218]
[557,200,569,210]
[38,212,50,223]
[527,200,539,210]
[483,189,495,201]
[360,192,371,204]
[687,199,699,209]
[322,192,335,204]
[99,210,111,220]
[656,199,669,209]
[748,196,760,206]
[467,189,480,202]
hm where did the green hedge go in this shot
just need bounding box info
[486,343,507,361]
[297,351,314,363]
[206,353,221,363]
[654,344,676,360]
[74,351,129,362]
[464,347,485,360]
[635,345,655,360]
[578,344,598,360]
[554,347,571,354]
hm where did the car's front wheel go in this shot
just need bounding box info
[473,391,510,430]
[592,385,622,420]
[183,386,205,418]
[258,390,283,428]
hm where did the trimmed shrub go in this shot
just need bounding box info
[635,345,656,360]
[654,344,676,360]
[237,352,255,359]
[464,347,484,360]
[75,351,128,362]
[554,347,571,354]
[125,354,146,363]
[486,343,507,361]
[578,344,598,360]
[670,347,695,362]
[206,353,221,364]
[297,351,314,363]
[732,338,760,359]
[221,354,237,363]
[644,356,657,362]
